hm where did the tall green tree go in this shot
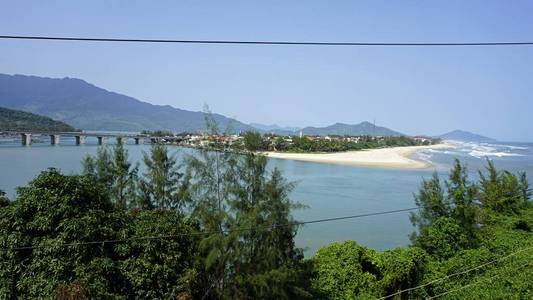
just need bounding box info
[185,110,308,299]
[446,159,478,245]
[243,131,267,151]
[479,159,530,214]
[410,159,479,257]
[139,144,186,210]
[82,141,138,209]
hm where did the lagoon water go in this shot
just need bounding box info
[1,137,532,255]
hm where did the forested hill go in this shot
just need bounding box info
[301,121,403,136]
[0,73,253,132]
[0,106,76,132]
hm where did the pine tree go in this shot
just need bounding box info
[139,144,185,210]
[81,142,138,209]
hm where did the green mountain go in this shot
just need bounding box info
[0,106,76,132]
[439,129,496,142]
[0,74,253,133]
[301,122,403,136]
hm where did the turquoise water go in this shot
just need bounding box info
[1,137,532,254]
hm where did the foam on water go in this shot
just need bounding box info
[439,140,527,159]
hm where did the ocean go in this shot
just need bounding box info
[1,137,531,255]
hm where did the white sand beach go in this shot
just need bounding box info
[264,143,454,169]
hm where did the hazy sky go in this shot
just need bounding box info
[1,1,532,141]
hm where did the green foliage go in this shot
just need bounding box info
[479,159,530,214]
[0,169,199,299]
[139,144,187,210]
[82,142,138,209]
[312,160,532,299]
[140,129,174,137]
[312,241,380,299]
[115,209,200,299]
[0,106,77,132]
[182,111,309,299]
[0,169,124,298]
[243,131,268,151]
[414,217,469,259]
[282,135,434,153]
[0,189,9,207]
[311,241,426,299]
[410,159,479,257]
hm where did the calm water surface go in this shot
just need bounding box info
[1,137,532,255]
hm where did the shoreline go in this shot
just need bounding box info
[263,143,454,169]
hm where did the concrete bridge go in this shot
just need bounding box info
[7,131,149,146]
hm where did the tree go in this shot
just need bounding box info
[116,209,200,299]
[184,110,308,299]
[139,144,186,210]
[0,169,124,298]
[410,172,450,243]
[0,168,200,298]
[82,141,138,209]
[311,241,426,299]
[410,159,479,255]
[446,159,478,245]
[0,190,9,208]
[479,159,530,214]
[82,146,113,191]
[243,131,266,151]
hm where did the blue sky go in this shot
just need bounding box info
[1,1,532,141]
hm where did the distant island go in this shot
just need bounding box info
[438,129,496,142]
[0,106,76,132]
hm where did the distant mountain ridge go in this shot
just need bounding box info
[1,74,459,138]
[0,74,253,133]
[0,106,76,132]
[301,122,403,136]
[439,130,496,142]
[249,123,300,133]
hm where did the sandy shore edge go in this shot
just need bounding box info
[263,143,454,169]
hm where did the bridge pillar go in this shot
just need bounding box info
[50,134,60,145]
[21,133,32,146]
[97,136,107,145]
[134,137,144,145]
[116,136,124,145]
[75,135,86,145]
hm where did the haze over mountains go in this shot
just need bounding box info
[0,74,252,133]
[0,74,496,141]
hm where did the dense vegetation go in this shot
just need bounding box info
[140,130,175,137]
[0,106,76,132]
[0,120,531,298]
[238,131,438,153]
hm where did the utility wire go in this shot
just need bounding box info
[377,244,533,299]
[8,207,419,251]
[1,35,533,46]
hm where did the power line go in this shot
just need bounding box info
[8,207,419,251]
[378,244,533,299]
[1,35,533,46]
